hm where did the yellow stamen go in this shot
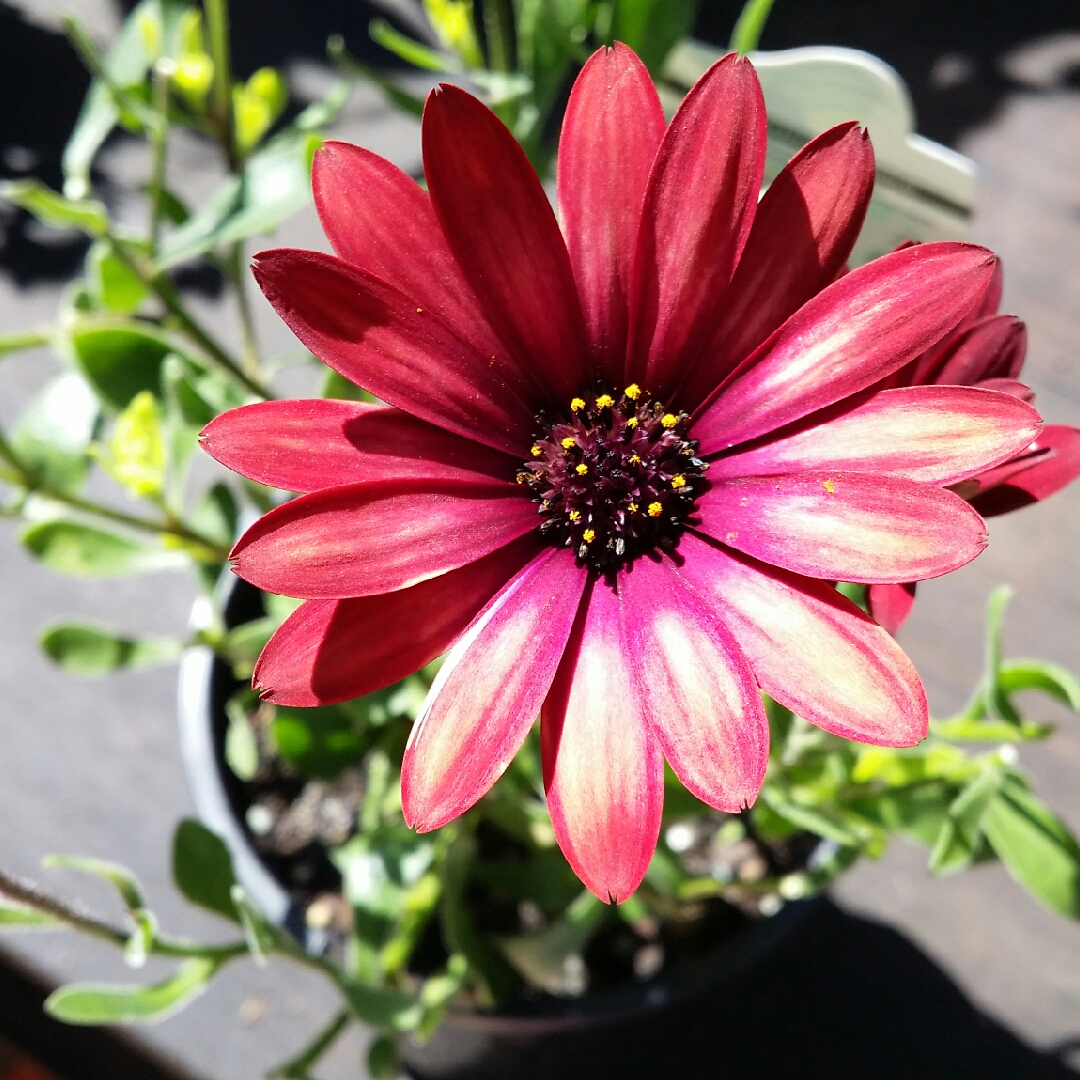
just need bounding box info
[568,509,582,523]
[661,413,678,429]
[627,502,639,513]
[582,528,596,543]
[531,444,543,457]
[575,463,588,476]
[629,453,641,465]
[823,479,837,493]
[624,383,641,400]
[561,437,576,449]
[648,502,663,518]
[626,417,638,429]
[570,397,586,411]
[595,393,614,409]
[515,472,527,485]
[671,474,687,489]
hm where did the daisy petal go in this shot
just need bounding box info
[200,400,517,493]
[558,44,665,385]
[542,580,663,902]
[620,557,768,812]
[933,314,1027,385]
[628,53,767,396]
[253,536,541,706]
[971,424,1080,517]
[677,122,874,409]
[252,249,536,457]
[697,472,987,583]
[423,84,587,399]
[682,535,928,746]
[402,548,585,832]
[693,243,999,454]
[312,141,507,367]
[231,481,538,599]
[867,582,918,635]
[708,386,1042,487]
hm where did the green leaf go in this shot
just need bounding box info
[0,330,50,358]
[999,658,1080,712]
[0,902,59,928]
[322,368,376,402]
[86,241,150,314]
[608,0,698,75]
[189,482,239,548]
[43,854,145,910]
[230,886,275,964]
[984,785,1080,918]
[332,828,435,921]
[369,18,457,71]
[272,704,369,780]
[367,1033,401,1080]
[927,766,1002,874]
[98,390,167,497]
[45,957,217,1025]
[984,585,1022,727]
[233,67,289,155]
[0,179,107,235]
[729,0,776,54]
[334,974,421,1030]
[422,0,482,67]
[759,788,865,847]
[41,622,181,676]
[21,521,186,577]
[69,320,175,409]
[293,80,351,132]
[171,818,238,922]
[327,35,426,119]
[155,175,242,269]
[932,716,1053,742]
[11,373,100,494]
[224,695,260,781]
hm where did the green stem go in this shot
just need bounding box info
[202,0,238,170]
[268,1009,351,1079]
[481,0,514,73]
[227,241,261,380]
[0,330,50,358]
[149,63,171,255]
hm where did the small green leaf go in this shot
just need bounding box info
[0,330,50,358]
[233,67,288,154]
[322,368,376,402]
[69,320,175,409]
[293,80,351,132]
[999,659,1080,712]
[607,0,698,75]
[21,521,186,577]
[335,974,421,1030]
[369,18,457,71]
[272,704,369,780]
[984,785,1080,918]
[189,482,239,548]
[332,829,435,921]
[45,957,217,1025]
[224,697,260,782]
[927,767,1002,874]
[421,0,482,67]
[367,1033,401,1080]
[729,0,777,54]
[759,788,865,847]
[0,179,107,235]
[45,854,146,910]
[984,586,1022,727]
[86,241,150,314]
[40,621,182,676]
[230,886,275,965]
[97,390,167,497]
[0,902,59,929]
[171,818,238,922]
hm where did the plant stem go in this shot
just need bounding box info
[268,1009,351,1079]
[149,62,171,255]
[203,0,238,170]
[481,0,515,73]
[227,241,261,380]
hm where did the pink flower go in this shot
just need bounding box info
[867,262,1080,633]
[201,46,1041,901]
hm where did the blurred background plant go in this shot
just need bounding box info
[2,0,1080,1077]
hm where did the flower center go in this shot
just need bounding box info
[518,385,708,571]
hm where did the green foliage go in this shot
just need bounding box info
[68,320,175,410]
[40,622,181,676]
[171,819,239,922]
[0,179,108,235]
[86,241,150,314]
[729,0,777,55]
[0,902,59,928]
[607,0,699,74]
[232,67,288,154]
[21,521,185,577]
[11,374,99,494]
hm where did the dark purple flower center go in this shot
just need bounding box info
[518,385,709,571]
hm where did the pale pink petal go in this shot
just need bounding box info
[619,557,768,811]
[627,53,767,396]
[971,424,1080,517]
[200,400,517,493]
[557,44,665,385]
[231,482,538,599]
[676,122,875,409]
[402,548,585,832]
[252,249,537,456]
[692,243,999,455]
[867,582,918,636]
[312,141,509,371]
[542,580,663,902]
[697,472,987,583]
[253,536,541,705]
[423,84,587,399]
[681,535,927,746]
[708,386,1041,487]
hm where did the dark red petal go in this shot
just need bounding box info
[542,579,663,903]
[619,557,768,812]
[557,44,665,386]
[627,53,767,397]
[867,582,918,636]
[200,400,517,492]
[252,249,536,456]
[681,535,928,747]
[423,84,587,399]
[231,481,538,599]
[971,424,1080,517]
[697,472,988,584]
[402,548,585,832]
[253,535,541,706]
[676,123,875,410]
[312,141,508,370]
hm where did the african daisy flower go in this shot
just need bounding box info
[202,45,1042,901]
[867,257,1080,633]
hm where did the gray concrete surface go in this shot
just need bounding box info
[2,3,1080,1076]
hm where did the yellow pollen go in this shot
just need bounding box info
[661,413,678,429]
[416,307,424,313]
[515,472,526,485]
[671,474,687,489]
[561,437,576,449]
[582,528,596,543]
[823,479,837,493]
[648,502,663,517]
[570,397,586,411]
[568,509,582,523]
[575,463,588,476]
[629,453,641,465]
[531,444,543,457]
[627,501,639,513]
[595,393,614,409]
[624,383,641,400]
[626,417,638,429]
